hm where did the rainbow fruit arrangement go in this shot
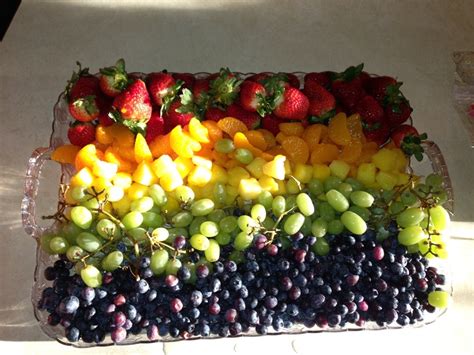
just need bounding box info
[40,60,450,344]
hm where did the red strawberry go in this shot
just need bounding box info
[304,72,332,89]
[239,81,266,113]
[245,72,271,84]
[111,79,152,131]
[99,58,129,97]
[385,101,412,128]
[359,71,371,89]
[364,121,390,146]
[68,96,100,122]
[366,76,398,103]
[306,83,336,121]
[225,103,261,129]
[67,122,96,147]
[164,100,194,132]
[208,68,242,109]
[193,79,210,102]
[262,114,280,135]
[284,73,300,88]
[353,95,384,125]
[172,73,195,90]
[66,63,100,101]
[147,72,182,109]
[97,97,114,126]
[391,125,427,161]
[145,111,165,143]
[273,87,309,120]
[331,64,366,110]
[205,107,227,121]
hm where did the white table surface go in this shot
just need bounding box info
[1,0,473,354]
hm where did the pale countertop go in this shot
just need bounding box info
[1,0,474,354]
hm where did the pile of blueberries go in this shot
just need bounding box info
[38,229,446,344]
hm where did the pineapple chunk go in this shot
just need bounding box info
[357,163,376,187]
[210,165,229,184]
[187,166,212,187]
[151,155,176,178]
[371,148,397,172]
[192,156,212,170]
[92,160,118,180]
[113,196,132,217]
[246,157,267,179]
[127,183,149,200]
[286,177,302,194]
[70,167,94,187]
[258,175,279,194]
[224,185,239,205]
[112,172,133,189]
[134,133,153,163]
[262,155,286,180]
[174,157,194,178]
[228,167,250,187]
[313,164,331,181]
[132,161,158,186]
[238,178,262,200]
[276,180,287,195]
[160,170,183,191]
[329,160,351,180]
[293,164,313,184]
[376,171,398,190]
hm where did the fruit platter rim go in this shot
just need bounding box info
[21,71,454,346]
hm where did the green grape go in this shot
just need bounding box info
[283,212,305,235]
[344,177,363,191]
[312,218,327,238]
[326,189,349,213]
[150,249,169,275]
[418,239,431,257]
[167,227,189,239]
[262,217,274,230]
[348,206,371,222]
[350,191,374,208]
[200,221,219,237]
[381,190,396,204]
[428,290,449,308]
[122,211,143,230]
[286,195,297,209]
[300,216,312,236]
[251,204,267,222]
[128,227,147,241]
[81,197,100,211]
[189,216,207,235]
[190,234,210,251]
[130,196,154,212]
[229,250,245,263]
[272,196,286,217]
[166,259,182,276]
[396,207,425,228]
[413,184,429,198]
[80,265,102,288]
[66,245,85,261]
[208,209,226,223]
[308,178,324,196]
[213,183,227,204]
[76,232,102,252]
[174,185,195,204]
[425,174,443,189]
[364,188,381,199]
[106,186,124,202]
[184,262,197,284]
[327,220,344,235]
[49,236,69,254]
[61,223,82,245]
[398,225,426,246]
[39,234,55,254]
[215,231,232,246]
[204,239,220,262]
[401,190,418,207]
[74,262,84,274]
[142,212,164,228]
[102,251,124,271]
[316,193,327,202]
[238,215,258,233]
[96,219,118,239]
[191,199,215,216]
[313,237,330,256]
[152,227,169,242]
[235,148,254,164]
[233,232,254,251]
[406,243,419,254]
[324,176,342,192]
[432,241,448,259]
[219,216,238,233]
[215,138,235,153]
[71,186,88,202]
[318,202,336,222]
[389,201,405,215]
[172,211,194,227]
[149,184,167,207]
[257,191,273,210]
[296,193,315,216]
[429,205,450,231]
[340,211,367,235]
[71,206,93,229]
[337,183,353,198]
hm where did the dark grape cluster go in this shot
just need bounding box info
[38,229,445,344]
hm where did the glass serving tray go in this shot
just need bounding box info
[21,72,455,347]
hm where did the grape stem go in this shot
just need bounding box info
[265,206,296,245]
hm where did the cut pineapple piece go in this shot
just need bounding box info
[239,178,262,200]
[262,155,286,180]
[132,161,158,186]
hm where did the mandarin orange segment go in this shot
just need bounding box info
[202,120,223,142]
[233,132,263,157]
[95,125,114,145]
[346,113,364,143]
[117,145,136,163]
[217,117,248,138]
[134,133,153,163]
[310,144,339,164]
[260,152,275,161]
[150,134,174,158]
[188,117,210,143]
[109,124,135,148]
[275,132,288,144]
[211,150,228,165]
[75,144,99,171]
[339,140,363,163]
[302,124,324,150]
[195,142,214,158]
[257,129,277,149]
[51,145,80,165]
[358,142,380,163]
[266,146,286,157]
[279,122,304,137]
[281,136,310,164]
[328,113,352,146]
[244,130,268,151]
[104,146,134,172]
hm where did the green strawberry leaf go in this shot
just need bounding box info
[65,61,90,100]
[209,68,242,109]
[308,109,336,124]
[332,63,364,82]
[160,80,184,116]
